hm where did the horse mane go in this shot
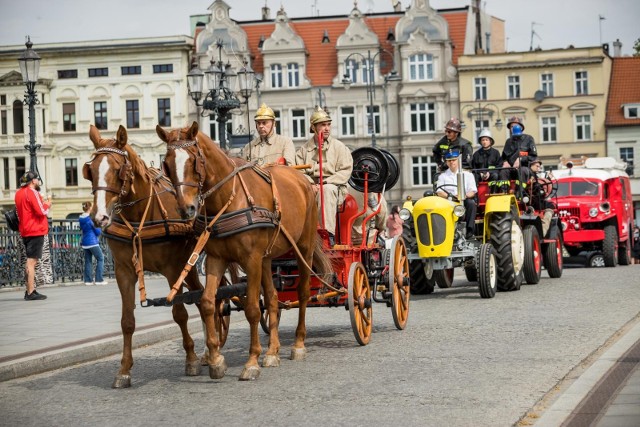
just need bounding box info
[123,143,150,184]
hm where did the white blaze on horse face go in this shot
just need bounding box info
[175,149,190,198]
[95,157,111,221]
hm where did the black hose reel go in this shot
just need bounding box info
[349,147,400,193]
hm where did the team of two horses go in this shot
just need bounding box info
[85,122,328,385]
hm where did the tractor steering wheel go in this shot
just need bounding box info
[435,183,460,203]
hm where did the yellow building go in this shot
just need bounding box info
[457,46,612,167]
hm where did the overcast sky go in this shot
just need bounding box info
[1,0,638,55]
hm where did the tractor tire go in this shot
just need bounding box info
[523,225,542,284]
[618,224,632,265]
[464,266,478,283]
[543,226,563,278]
[489,210,524,291]
[402,221,435,294]
[478,243,497,299]
[603,224,618,267]
[435,268,454,288]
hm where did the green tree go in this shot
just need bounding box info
[634,38,640,56]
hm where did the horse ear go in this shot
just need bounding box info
[187,121,199,139]
[156,124,169,143]
[115,125,128,149]
[89,124,101,148]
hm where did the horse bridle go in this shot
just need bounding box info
[82,146,133,197]
[164,138,207,191]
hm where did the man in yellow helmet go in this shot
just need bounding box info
[242,103,295,166]
[296,106,353,245]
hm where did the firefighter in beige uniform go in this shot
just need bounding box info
[242,103,295,166]
[295,106,353,244]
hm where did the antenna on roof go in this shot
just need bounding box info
[529,22,542,51]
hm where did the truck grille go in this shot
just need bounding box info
[417,213,446,246]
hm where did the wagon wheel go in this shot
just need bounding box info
[259,294,282,335]
[348,262,372,345]
[216,264,240,347]
[388,236,410,330]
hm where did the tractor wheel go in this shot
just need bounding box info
[523,225,542,284]
[603,224,618,267]
[618,225,632,266]
[543,226,563,278]
[478,243,497,298]
[402,221,435,295]
[435,268,454,289]
[489,210,524,291]
[464,266,478,283]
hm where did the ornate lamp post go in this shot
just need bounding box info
[460,102,503,141]
[187,40,254,150]
[341,49,400,148]
[17,36,41,177]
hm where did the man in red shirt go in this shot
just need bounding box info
[15,171,52,300]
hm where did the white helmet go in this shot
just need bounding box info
[477,129,495,146]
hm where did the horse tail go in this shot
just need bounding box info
[312,235,333,278]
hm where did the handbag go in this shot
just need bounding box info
[4,208,19,231]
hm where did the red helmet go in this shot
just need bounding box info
[444,118,462,133]
[507,116,525,131]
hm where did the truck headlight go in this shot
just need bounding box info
[589,207,598,218]
[453,205,466,218]
[399,208,411,221]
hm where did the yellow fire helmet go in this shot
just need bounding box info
[309,106,331,133]
[254,103,275,121]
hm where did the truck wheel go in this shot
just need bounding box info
[464,266,478,283]
[617,225,632,265]
[402,223,435,294]
[489,210,524,291]
[603,224,618,267]
[435,268,454,288]
[543,226,563,278]
[523,225,542,284]
[478,243,497,298]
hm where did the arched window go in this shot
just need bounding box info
[12,100,24,134]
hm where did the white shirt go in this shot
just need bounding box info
[436,168,477,197]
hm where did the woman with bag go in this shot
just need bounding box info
[79,202,107,285]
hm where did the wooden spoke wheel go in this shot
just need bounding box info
[348,262,372,346]
[388,236,410,330]
[259,295,282,335]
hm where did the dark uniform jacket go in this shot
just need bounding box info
[472,147,502,170]
[433,136,473,170]
[501,134,537,167]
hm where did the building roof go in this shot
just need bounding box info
[240,9,468,87]
[606,56,640,127]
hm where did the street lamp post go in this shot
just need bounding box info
[341,49,399,148]
[460,102,503,140]
[187,40,254,150]
[17,36,41,177]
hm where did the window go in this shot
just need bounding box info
[1,95,6,105]
[623,104,639,119]
[88,68,108,77]
[409,103,435,133]
[291,109,306,139]
[620,147,634,176]
[345,59,358,83]
[153,64,173,73]
[575,71,588,95]
[121,66,141,75]
[63,103,76,132]
[474,77,487,101]
[366,105,380,135]
[408,54,434,81]
[362,58,372,84]
[94,101,108,130]
[15,157,25,188]
[507,75,520,99]
[412,156,437,186]
[270,64,282,88]
[208,119,233,146]
[541,73,554,97]
[341,107,355,136]
[65,158,78,186]
[158,98,171,126]
[13,100,24,134]
[126,100,139,128]
[2,158,8,190]
[287,63,299,88]
[1,110,6,135]
[57,69,78,79]
[274,110,281,135]
[575,114,591,141]
[541,117,557,143]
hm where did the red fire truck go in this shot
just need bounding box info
[554,157,634,267]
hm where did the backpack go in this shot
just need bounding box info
[4,208,19,231]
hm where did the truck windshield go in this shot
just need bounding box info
[557,180,599,197]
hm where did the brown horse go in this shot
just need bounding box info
[157,121,326,381]
[85,125,210,388]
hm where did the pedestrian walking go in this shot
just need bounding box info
[15,171,51,300]
[632,226,640,265]
[79,201,107,285]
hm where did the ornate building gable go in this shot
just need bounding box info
[196,0,249,68]
[262,7,305,52]
[395,0,449,45]
[336,4,379,49]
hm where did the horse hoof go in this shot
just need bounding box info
[185,359,202,376]
[208,357,227,380]
[200,353,209,366]
[290,347,307,361]
[111,374,131,389]
[262,354,280,368]
[239,365,261,381]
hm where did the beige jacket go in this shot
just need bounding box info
[242,133,295,166]
[295,135,353,186]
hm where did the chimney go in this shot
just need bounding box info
[613,38,622,57]
[262,6,271,20]
[392,1,402,12]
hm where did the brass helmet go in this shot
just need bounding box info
[507,116,525,131]
[477,128,495,146]
[444,117,462,133]
[254,103,275,121]
[310,106,332,126]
